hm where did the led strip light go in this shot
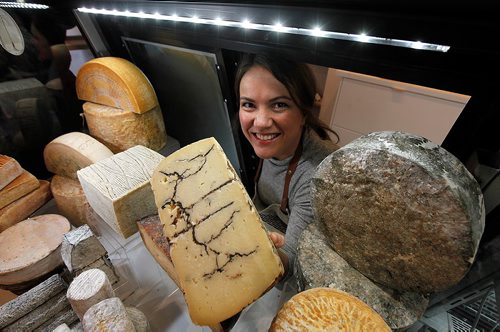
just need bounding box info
[0,2,48,9]
[77,7,450,52]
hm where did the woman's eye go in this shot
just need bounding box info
[240,101,255,109]
[272,102,289,111]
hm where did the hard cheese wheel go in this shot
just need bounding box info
[0,214,71,285]
[44,132,114,179]
[311,131,485,293]
[51,175,93,227]
[151,137,284,326]
[82,102,166,153]
[296,222,428,330]
[270,288,390,331]
[76,57,158,114]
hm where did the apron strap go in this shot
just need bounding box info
[280,139,303,214]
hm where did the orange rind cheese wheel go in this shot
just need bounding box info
[76,57,159,114]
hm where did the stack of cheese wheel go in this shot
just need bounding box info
[0,155,52,232]
[270,288,390,331]
[44,132,113,227]
[76,57,167,153]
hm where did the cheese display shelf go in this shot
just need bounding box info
[28,180,294,331]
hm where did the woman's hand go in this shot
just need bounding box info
[269,232,285,248]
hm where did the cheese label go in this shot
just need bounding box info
[151,137,283,325]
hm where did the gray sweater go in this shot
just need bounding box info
[255,129,337,280]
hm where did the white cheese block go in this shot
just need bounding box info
[44,132,114,180]
[76,57,158,114]
[270,288,391,331]
[77,145,164,238]
[67,268,115,320]
[0,155,23,191]
[82,297,134,332]
[83,102,167,153]
[151,137,284,326]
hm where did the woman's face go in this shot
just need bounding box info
[239,65,305,160]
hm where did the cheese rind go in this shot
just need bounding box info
[151,137,284,326]
[0,171,40,209]
[44,132,114,179]
[77,145,164,238]
[50,175,92,227]
[137,215,179,286]
[0,214,71,285]
[270,288,391,331]
[76,57,158,114]
[0,155,23,191]
[82,102,167,153]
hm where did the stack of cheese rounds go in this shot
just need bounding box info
[76,57,167,153]
[0,155,52,232]
[44,132,113,228]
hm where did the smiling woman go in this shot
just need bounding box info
[235,53,338,281]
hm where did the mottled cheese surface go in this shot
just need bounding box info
[151,137,283,326]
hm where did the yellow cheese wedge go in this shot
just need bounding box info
[82,102,167,153]
[151,137,284,326]
[44,132,114,180]
[76,57,158,114]
[270,288,391,331]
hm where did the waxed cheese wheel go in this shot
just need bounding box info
[76,57,158,114]
[82,102,166,153]
[44,132,114,180]
[311,131,485,293]
[151,137,284,326]
[270,288,390,331]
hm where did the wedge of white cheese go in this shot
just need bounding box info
[150,137,283,326]
[77,145,163,238]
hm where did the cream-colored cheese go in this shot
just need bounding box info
[151,137,283,326]
[83,102,167,153]
[77,145,163,238]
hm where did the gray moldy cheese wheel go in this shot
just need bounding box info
[76,57,159,114]
[82,102,167,153]
[296,222,428,330]
[269,287,391,331]
[311,131,485,293]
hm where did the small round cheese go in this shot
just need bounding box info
[270,288,390,331]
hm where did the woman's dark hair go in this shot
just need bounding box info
[234,53,338,142]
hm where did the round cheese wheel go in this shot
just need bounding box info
[0,214,71,285]
[76,57,158,114]
[83,102,167,153]
[43,132,114,179]
[270,288,390,331]
[51,175,93,227]
[311,131,485,293]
